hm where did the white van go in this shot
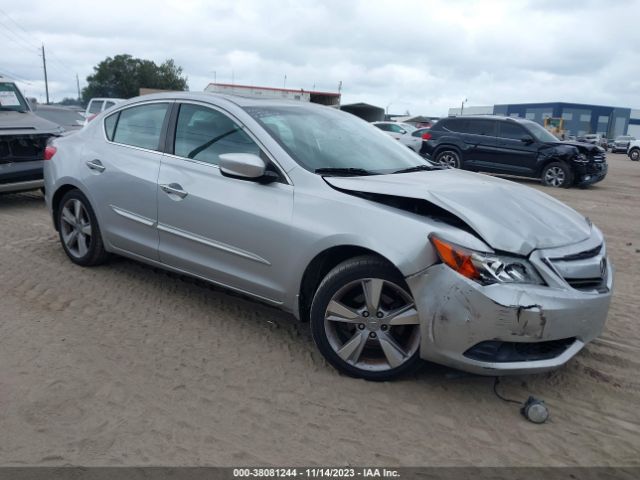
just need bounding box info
[83,97,125,125]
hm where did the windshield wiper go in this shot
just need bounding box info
[315,167,378,176]
[392,164,437,174]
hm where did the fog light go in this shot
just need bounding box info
[521,397,549,424]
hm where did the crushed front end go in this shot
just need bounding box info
[407,232,612,375]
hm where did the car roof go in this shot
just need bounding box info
[118,91,333,110]
[444,114,534,123]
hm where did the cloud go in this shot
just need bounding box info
[1,0,638,115]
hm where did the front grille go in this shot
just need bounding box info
[0,134,49,164]
[463,338,576,362]
[591,154,605,163]
[548,244,608,293]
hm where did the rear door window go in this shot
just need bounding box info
[467,119,497,136]
[111,103,170,151]
[103,101,116,110]
[442,118,469,133]
[173,103,260,165]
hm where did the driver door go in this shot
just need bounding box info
[156,102,294,302]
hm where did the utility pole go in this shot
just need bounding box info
[76,74,81,101]
[41,44,49,105]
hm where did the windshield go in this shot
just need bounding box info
[243,105,431,174]
[0,82,29,112]
[521,119,559,142]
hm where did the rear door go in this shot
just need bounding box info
[156,101,294,302]
[82,101,172,260]
[460,119,499,169]
[489,120,539,175]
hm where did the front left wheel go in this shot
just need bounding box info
[629,149,640,161]
[57,189,109,266]
[310,256,421,381]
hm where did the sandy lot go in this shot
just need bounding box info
[0,154,638,467]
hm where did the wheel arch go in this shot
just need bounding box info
[297,245,399,322]
[51,184,81,231]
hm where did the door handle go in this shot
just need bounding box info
[160,183,188,199]
[86,159,105,172]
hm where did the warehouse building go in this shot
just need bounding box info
[204,82,341,106]
[448,102,640,138]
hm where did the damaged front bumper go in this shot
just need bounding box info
[574,161,608,187]
[406,246,613,375]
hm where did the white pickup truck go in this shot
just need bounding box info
[628,139,640,161]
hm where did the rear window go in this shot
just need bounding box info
[88,101,103,114]
[111,103,170,151]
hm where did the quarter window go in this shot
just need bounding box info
[174,104,260,165]
[111,103,169,151]
[104,112,118,141]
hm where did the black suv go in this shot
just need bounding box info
[421,116,607,188]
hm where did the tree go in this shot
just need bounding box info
[82,54,188,102]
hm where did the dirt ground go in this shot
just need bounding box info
[0,154,638,467]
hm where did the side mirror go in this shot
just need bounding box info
[219,153,267,180]
[28,97,38,111]
[399,129,407,135]
[521,135,534,144]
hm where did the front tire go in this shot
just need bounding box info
[435,149,461,169]
[310,256,421,381]
[57,190,109,266]
[541,161,573,188]
[630,149,640,161]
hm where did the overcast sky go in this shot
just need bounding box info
[1,0,638,115]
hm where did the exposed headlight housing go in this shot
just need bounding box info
[574,153,589,163]
[430,235,544,285]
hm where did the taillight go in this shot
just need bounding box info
[422,132,432,140]
[44,145,57,160]
[87,114,97,122]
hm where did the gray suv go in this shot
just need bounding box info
[0,77,63,193]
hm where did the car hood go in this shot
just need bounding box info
[324,169,592,255]
[0,110,63,135]
[550,140,603,154]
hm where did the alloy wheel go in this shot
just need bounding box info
[438,152,459,168]
[60,198,93,258]
[323,278,420,372]
[544,166,566,187]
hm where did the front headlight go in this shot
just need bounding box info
[574,153,588,163]
[430,235,544,285]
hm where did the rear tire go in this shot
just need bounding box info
[310,255,421,381]
[541,161,573,188]
[57,189,109,266]
[435,149,461,169]
[629,149,640,161]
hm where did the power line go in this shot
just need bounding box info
[0,7,40,49]
[0,22,40,55]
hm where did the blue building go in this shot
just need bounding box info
[493,102,639,138]
[449,102,640,138]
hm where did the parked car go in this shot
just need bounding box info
[627,139,640,161]
[372,121,422,152]
[44,93,613,381]
[0,76,64,194]
[83,97,124,125]
[610,135,636,153]
[582,133,607,148]
[422,116,607,188]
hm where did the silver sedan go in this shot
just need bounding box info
[43,92,613,381]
